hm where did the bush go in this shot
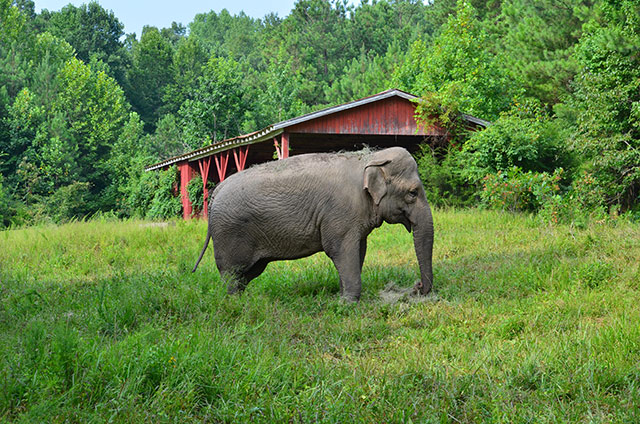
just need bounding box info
[124,166,181,220]
[0,174,12,228]
[45,181,92,223]
[416,146,475,208]
[460,99,572,180]
[537,172,610,226]
[147,169,181,220]
[480,167,563,213]
[187,177,214,217]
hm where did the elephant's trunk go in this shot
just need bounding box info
[410,199,434,295]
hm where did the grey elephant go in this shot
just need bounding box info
[192,146,434,301]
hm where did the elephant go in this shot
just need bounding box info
[192,146,434,302]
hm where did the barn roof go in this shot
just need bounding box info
[145,89,490,171]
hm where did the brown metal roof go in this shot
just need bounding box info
[145,89,490,171]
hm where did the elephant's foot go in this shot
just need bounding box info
[412,280,432,296]
[340,293,360,303]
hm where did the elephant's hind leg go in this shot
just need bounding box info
[223,259,269,294]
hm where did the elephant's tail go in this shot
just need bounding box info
[192,186,219,273]
[192,229,210,272]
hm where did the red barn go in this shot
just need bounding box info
[145,89,489,219]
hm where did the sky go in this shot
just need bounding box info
[33,0,360,37]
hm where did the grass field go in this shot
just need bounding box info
[1,209,640,422]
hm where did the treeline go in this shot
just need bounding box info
[0,0,638,227]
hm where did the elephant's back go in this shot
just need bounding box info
[208,153,365,257]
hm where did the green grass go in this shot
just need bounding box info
[1,210,640,422]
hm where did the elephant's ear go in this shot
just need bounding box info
[363,159,390,206]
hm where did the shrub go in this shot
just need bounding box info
[187,177,214,217]
[461,99,572,181]
[125,166,181,220]
[45,181,92,223]
[147,168,181,220]
[480,167,563,213]
[416,146,475,208]
[538,172,610,226]
[0,174,11,228]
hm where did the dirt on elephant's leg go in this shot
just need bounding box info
[223,260,269,295]
[222,271,249,295]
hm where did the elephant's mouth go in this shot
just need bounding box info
[401,216,411,232]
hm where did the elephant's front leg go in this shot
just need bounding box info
[359,238,367,272]
[328,238,365,302]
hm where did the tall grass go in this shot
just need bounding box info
[1,210,639,422]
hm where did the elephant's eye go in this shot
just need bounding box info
[408,189,418,197]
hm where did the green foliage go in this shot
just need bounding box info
[178,56,246,147]
[325,46,397,104]
[45,180,92,222]
[245,47,309,128]
[51,57,129,210]
[127,26,173,130]
[480,167,563,213]
[189,8,262,62]
[161,36,207,116]
[0,0,26,41]
[415,146,475,208]
[147,113,186,161]
[124,166,181,220]
[0,173,13,228]
[460,100,573,180]
[187,176,213,217]
[396,0,516,122]
[146,171,181,220]
[275,0,352,105]
[39,1,128,86]
[567,0,640,211]
[537,171,612,226]
[497,0,593,105]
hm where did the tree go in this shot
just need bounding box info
[325,45,398,104]
[127,26,174,131]
[178,56,246,148]
[38,1,129,86]
[566,0,640,210]
[148,114,185,160]
[460,99,572,180]
[394,0,516,122]
[272,0,352,105]
[246,47,308,128]
[44,57,129,211]
[188,9,262,64]
[496,0,596,106]
[348,0,432,56]
[161,36,208,116]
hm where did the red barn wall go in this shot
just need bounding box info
[287,96,445,136]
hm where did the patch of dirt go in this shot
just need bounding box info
[139,222,176,228]
[378,282,439,304]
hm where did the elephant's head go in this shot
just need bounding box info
[363,147,434,295]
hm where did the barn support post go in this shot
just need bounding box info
[214,151,230,182]
[178,161,195,220]
[281,132,289,159]
[197,157,212,218]
[233,145,249,171]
